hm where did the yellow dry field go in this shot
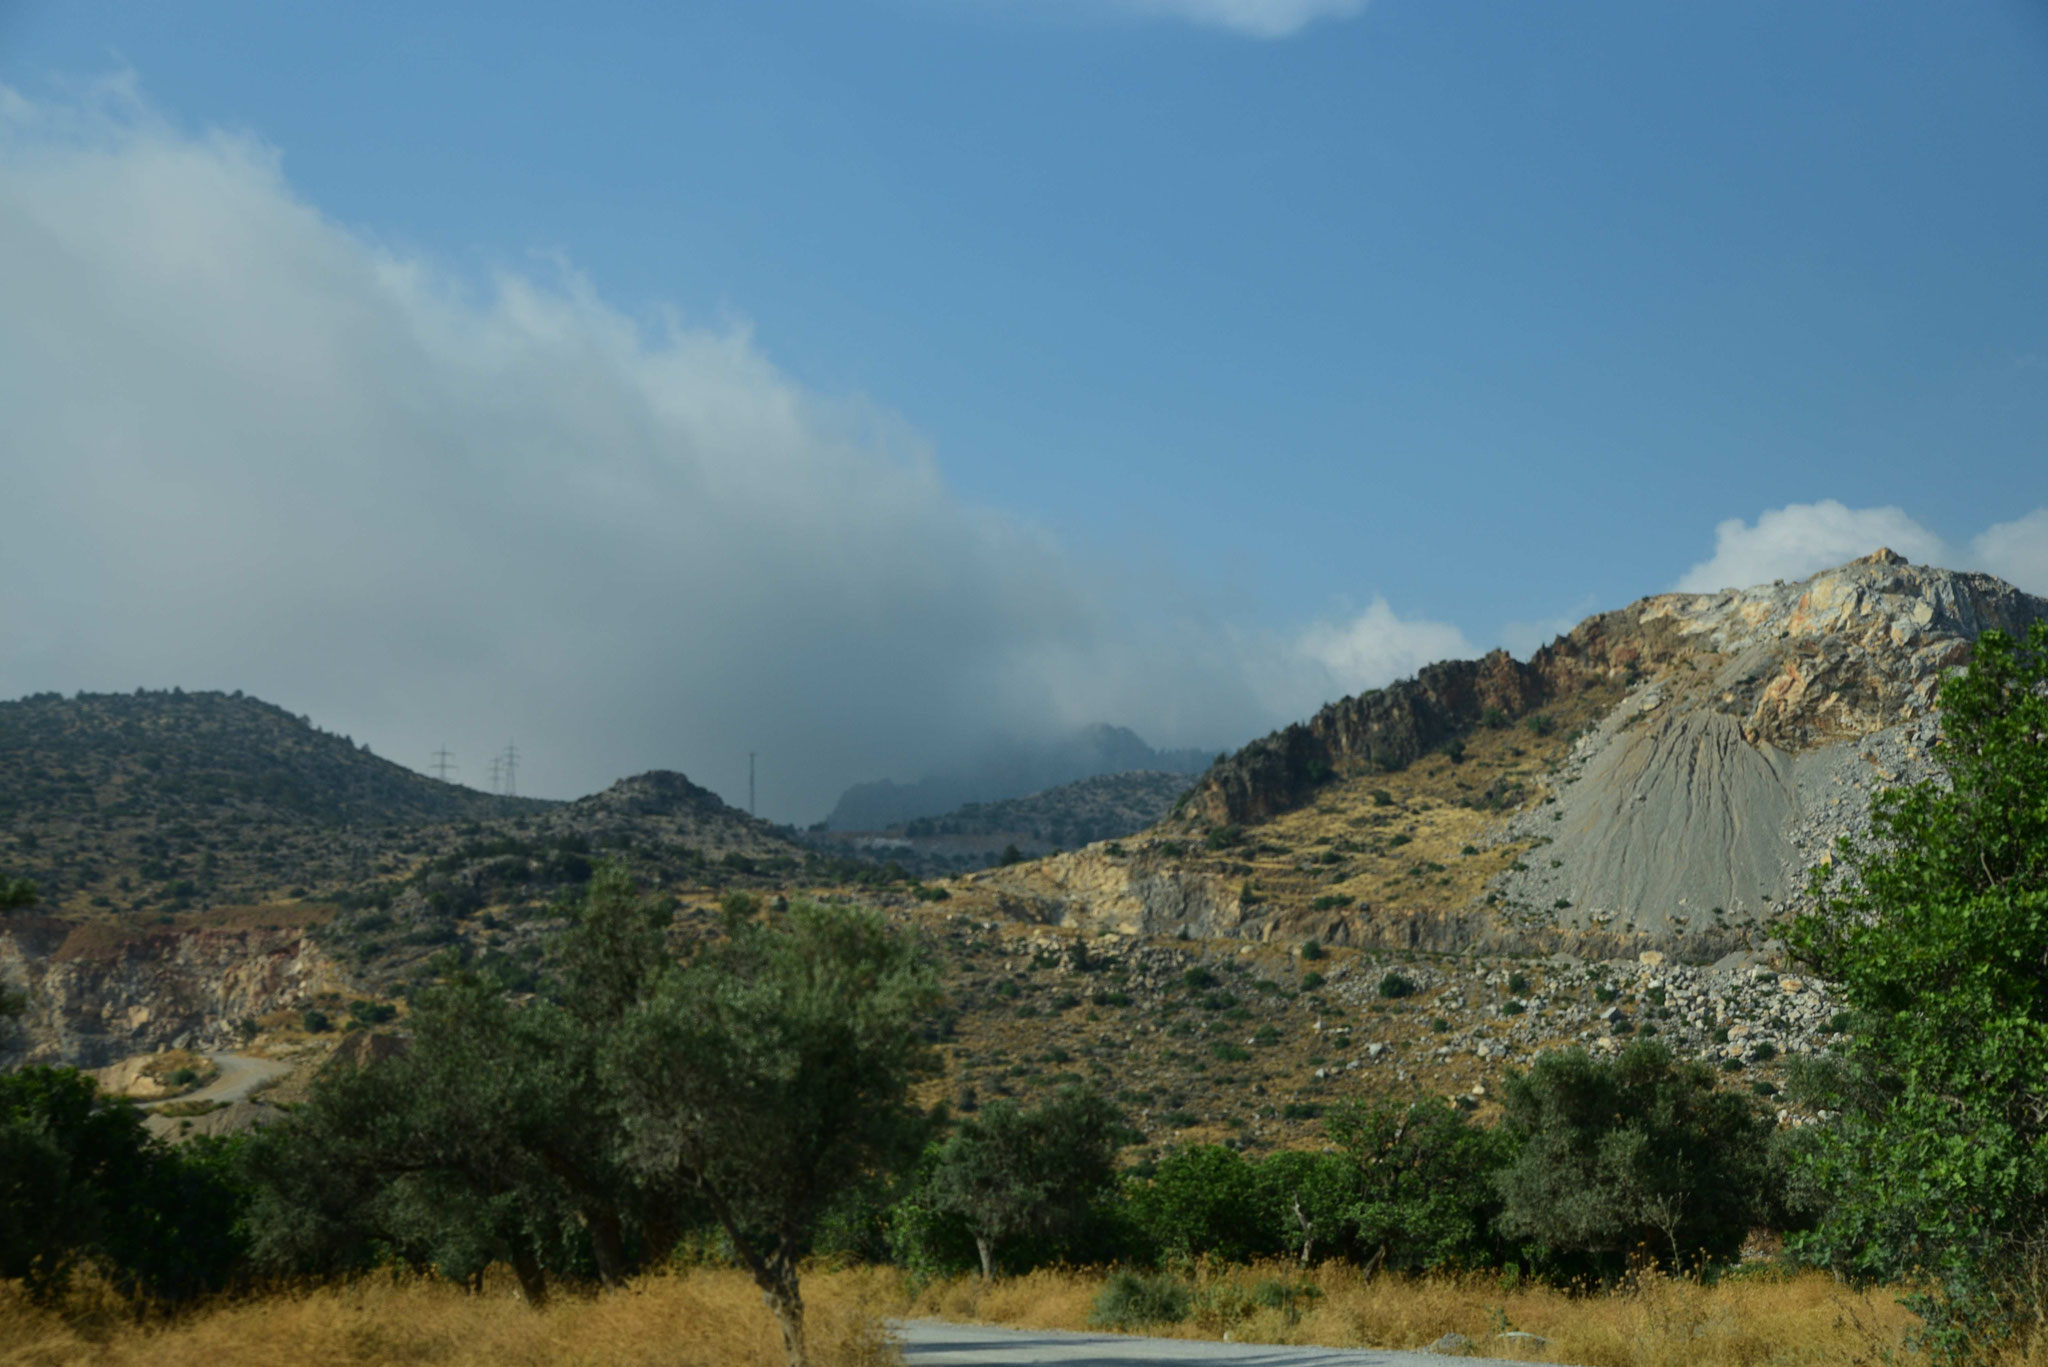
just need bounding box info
[0,1268,899,1367]
[10,1260,2036,1367]
[910,1262,1948,1367]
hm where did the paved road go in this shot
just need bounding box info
[895,1320,1548,1366]
[147,1051,293,1108]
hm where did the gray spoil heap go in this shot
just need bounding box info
[1490,550,2046,952]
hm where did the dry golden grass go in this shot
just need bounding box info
[0,1267,901,1367]
[907,1261,1940,1367]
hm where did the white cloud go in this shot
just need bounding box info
[1970,509,2048,597]
[0,81,1454,818]
[1287,598,1475,710]
[1676,501,1953,593]
[1673,499,2048,598]
[1114,0,1368,38]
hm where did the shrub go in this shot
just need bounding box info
[1182,966,1218,991]
[1204,825,1244,851]
[1299,972,1325,991]
[1300,939,1325,961]
[1370,789,1394,807]
[1210,1042,1250,1063]
[1311,894,1351,911]
[1481,706,1509,729]
[1090,1270,1191,1330]
[1377,972,1416,999]
[1130,1145,1265,1261]
[1507,972,1531,995]
[301,1008,331,1033]
[1495,1039,1776,1277]
[1502,1000,1525,1016]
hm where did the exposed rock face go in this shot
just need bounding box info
[1182,650,1554,828]
[983,553,2047,962]
[0,918,337,1067]
[1636,549,2043,749]
[1491,552,2043,940]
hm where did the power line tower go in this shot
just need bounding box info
[488,754,504,795]
[749,751,756,817]
[501,741,520,798]
[430,746,457,783]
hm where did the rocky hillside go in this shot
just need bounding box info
[0,690,544,917]
[825,723,1211,831]
[953,552,2047,964]
[808,770,1199,874]
[0,693,860,1065]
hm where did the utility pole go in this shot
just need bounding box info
[430,747,457,783]
[488,754,504,795]
[501,741,520,798]
[748,751,756,817]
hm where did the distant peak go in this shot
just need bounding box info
[1853,547,1910,567]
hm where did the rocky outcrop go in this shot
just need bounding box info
[0,918,339,1067]
[1181,650,1556,828]
[996,553,2045,964]
[1181,551,2044,837]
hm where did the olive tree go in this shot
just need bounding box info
[603,899,939,1367]
[921,1086,1123,1279]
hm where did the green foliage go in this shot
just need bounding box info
[0,878,37,910]
[912,1086,1125,1279]
[301,1008,331,1033]
[1253,1148,1356,1264]
[1481,706,1509,729]
[1494,1040,1775,1277]
[1089,1269,1191,1329]
[1130,1145,1266,1262]
[1204,824,1244,851]
[0,1067,244,1302]
[605,897,940,1357]
[1377,972,1416,999]
[1524,713,1556,737]
[1785,624,2048,1354]
[1325,1097,1512,1273]
[1299,971,1324,991]
[1299,939,1325,961]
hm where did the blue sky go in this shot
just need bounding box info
[3,2,2046,815]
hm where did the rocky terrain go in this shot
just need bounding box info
[807,770,1198,873]
[4,552,2035,1149]
[824,723,1210,831]
[958,551,2045,963]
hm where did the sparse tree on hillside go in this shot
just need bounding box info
[603,899,940,1367]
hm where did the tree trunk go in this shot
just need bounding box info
[585,1205,631,1287]
[975,1234,996,1282]
[756,1259,808,1367]
[509,1243,549,1308]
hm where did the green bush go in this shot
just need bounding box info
[1300,939,1325,961]
[301,1008,331,1033]
[1090,1269,1191,1329]
[1377,972,1416,999]
[1525,714,1556,737]
[1495,1039,1776,1277]
[1299,971,1325,991]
